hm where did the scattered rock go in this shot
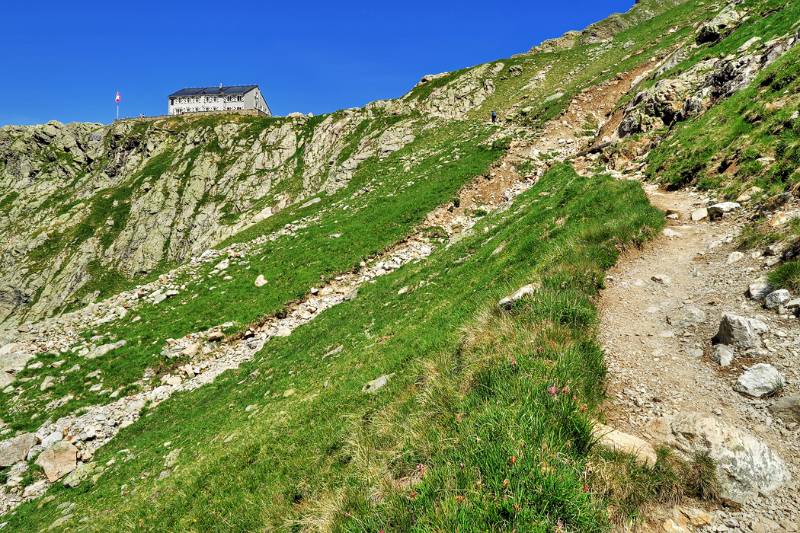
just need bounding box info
[85,340,127,360]
[667,306,706,328]
[362,374,394,394]
[164,448,181,469]
[690,208,708,221]
[734,364,785,398]
[727,251,744,264]
[254,275,268,287]
[35,441,78,482]
[206,331,224,342]
[764,289,790,310]
[651,274,672,285]
[498,283,540,310]
[592,423,657,466]
[0,433,37,467]
[711,344,734,367]
[62,462,99,488]
[662,412,790,505]
[663,228,681,238]
[712,313,767,350]
[40,376,55,391]
[748,278,772,300]
[708,202,741,220]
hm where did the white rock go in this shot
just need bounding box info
[668,306,706,328]
[40,376,55,391]
[734,364,785,398]
[712,313,767,350]
[748,278,772,300]
[41,431,63,448]
[690,208,708,221]
[0,433,37,467]
[663,228,682,238]
[85,340,126,360]
[254,275,268,288]
[664,413,790,504]
[593,424,657,466]
[727,251,744,264]
[498,283,540,310]
[35,441,78,482]
[711,344,734,367]
[651,274,671,285]
[362,374,394,394]
[764,289,790,310]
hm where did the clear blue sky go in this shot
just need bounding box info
[0,0,633,125]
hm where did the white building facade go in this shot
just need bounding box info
[168,85,271,116]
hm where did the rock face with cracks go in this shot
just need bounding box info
[662,413,791,505]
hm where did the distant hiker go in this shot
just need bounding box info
[491,111,497,124]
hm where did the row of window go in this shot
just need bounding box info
[173,106,246,114]
[170,95,245,105]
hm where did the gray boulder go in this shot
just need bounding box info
[666,412,790,505]
[708,202,741,220]
[734,364,785,398]
[764,289,790,310]
[712,313,768,350]
[0,433,37,467]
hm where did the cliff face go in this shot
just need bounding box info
[0,110,422,323]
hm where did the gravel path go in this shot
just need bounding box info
[599,184,800,532]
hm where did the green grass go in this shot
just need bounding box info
[768,260,800,292]
[0,121,503,432]
[645,2,800,193]
[4,164,670,532]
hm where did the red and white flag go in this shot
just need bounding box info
[115,91,121,104]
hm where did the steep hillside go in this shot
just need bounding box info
[1,0,799,531]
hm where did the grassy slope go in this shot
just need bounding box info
[645,0,800,193]
[644,0,800,287]
[1,0,708,432]
[1,122,503,432]
[5,166,664,532]
[4,0,740,530]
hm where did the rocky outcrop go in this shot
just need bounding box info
[0,108,419,326]
[407,63,499,119]
[619,33,798,137]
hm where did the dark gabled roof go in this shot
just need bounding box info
[168,85,259,98]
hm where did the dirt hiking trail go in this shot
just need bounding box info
[598,184,800,532]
